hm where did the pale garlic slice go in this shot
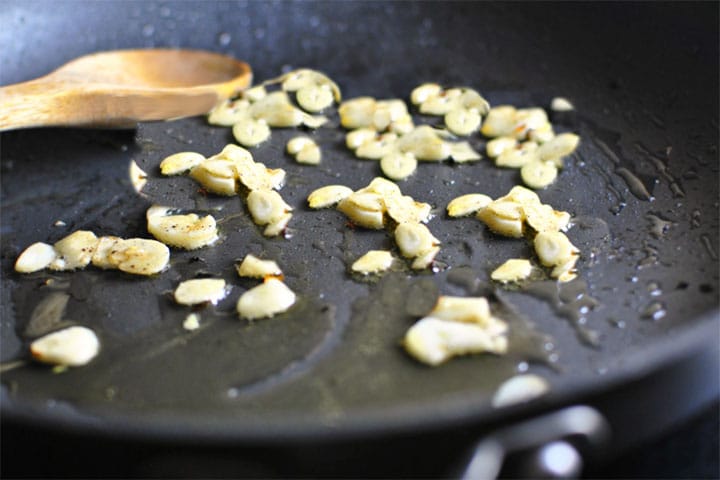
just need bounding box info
[146,207,219,250]
[337,192,386,229]
[534,231,579,268]
[491,258,533,283]
[477,201,525,238]
[403,316,508,366]
[30,326,100,367]
[384,194,432,224]
[91,236,122,269]
[108,238,170,275]
[521,160,558,189]
[496,141,539,168]
[236,278,296,320]
[236,254,283,279]
[394,222,440,259]
[174,278,227,305]
[129,160,148,193]
[351,250,395,275]
[160,152,206,176]
[307,185,354,209]
[380,151,417,181]
[15,242,57,273]
[287,136,321,165]
[492,374,550,408]
[247,190,292,226]
[190,159,239,196]
[49,231,99,271]
[232,118,271,147]
[430,296,491,324]
[447,193,492,217]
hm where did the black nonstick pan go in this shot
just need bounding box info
[1,1,718,477]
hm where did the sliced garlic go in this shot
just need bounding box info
[521,160,558,189]
[499,185,541,205]
[496,141,539,168]
[339,97,377,129]
[384,194,432,224]
[410,83,442,105]
[263,212,293,237]
[286,136,315,155]
[49,231,99,271]
[30,326,100,367]
[208,99,250,126]
[174,278,227,305]
[147,210,218,250]
[236,254,283,279]
[486,136,518,158]
[160,152,206,176]
[552,254,579,282]
[296,84,334,113]
[492,374,550,407]
[480,105,516,137]
[346,128,378,150]
[447,194,492,217]
[236,161,286,192]
[522,203,571,233]
[403,316,508,366]
[448,141,482,163]
[551,97,575,112]
[296,144,322,165]
[307,185,354,209]
[129,160,148,193]
[534,231,578,267]
[236,278,296,320]
[411,246,440,270]
[445,108,481,136]
[380,151,417,181]
[337,193,385,229]
[108,238,170,275]
[190,160,238,196]
[15,242,57,273]
[477,201,525,238]
[232,118,271,147]
[396,126,450,161]
[183,313,201,331]
[360,177,403,198]
[537,132,580,163]
[91,236,122,269]
[351,250,395,275]
[431,296,491,324]
[247,189,292,226]
[419,88,462,115]
[491,258,533,283]
[394,222,439,258]
[356,133,398,160]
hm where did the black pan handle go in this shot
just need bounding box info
[457,405,610,479]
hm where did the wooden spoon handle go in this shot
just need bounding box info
[0,78,223,131]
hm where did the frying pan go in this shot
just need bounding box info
[1,1,718,477]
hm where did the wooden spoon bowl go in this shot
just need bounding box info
[0,49,252,131]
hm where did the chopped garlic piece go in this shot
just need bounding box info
[30,326,100,367]
[15,242,57,273]
[447,193,492,217]
[496,141,539,168]
[404,316,508,366]
[237,254,283,279]
[296,84,334,112]
[160,152,206,176]
[411,246,440,270]
[410,83,443,105]
[534,231,578,267]
[491,258,533,283]
[109,238,170,275]
[395,222,439,258]
[384,194,431,224]
[337,192,386,229]
[236,278,296,320]
[486,136,518,158]
[129,160,148,193]
[449,141,482,162]
[190,160,238,195]
[477,201,525,238]
[445,108,482,136]
[492,374,550,407]
[174,278,227,305]
[247,189,292,225]
[308,185,354,209]
[263,212,292,237]
[287,137,321,165]
[551,97,575,112]
[147,209,219,250]
[183,313,201,331]
[346,128,377,150]
[537,133,580,163]
[352,250,395,275]
[49,231,99,271]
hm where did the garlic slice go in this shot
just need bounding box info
[30,326,100,367]
[236,278,296,320]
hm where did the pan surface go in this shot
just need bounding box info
[1,1,718,442]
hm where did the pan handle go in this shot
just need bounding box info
[457,405,610,479]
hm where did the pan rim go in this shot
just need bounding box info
[2,309,717,444]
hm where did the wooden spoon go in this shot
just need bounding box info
[0,49,252,131]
